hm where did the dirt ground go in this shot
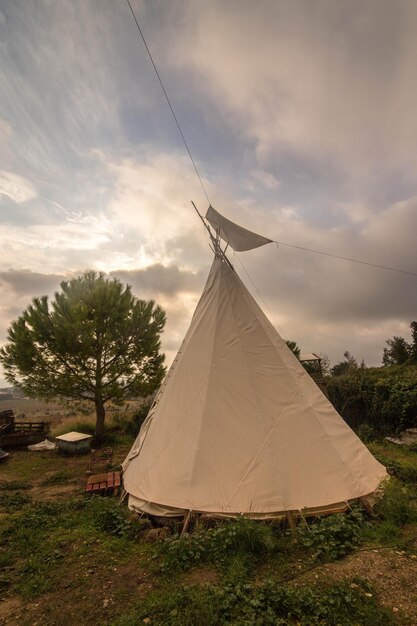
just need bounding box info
[0,447,133,626]
[1,445,417,625]
[295,548,417,624]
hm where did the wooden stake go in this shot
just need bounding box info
[180,509,192,537]
[118,488,128,506]
[286,511,297,539]
[360,496,375,515]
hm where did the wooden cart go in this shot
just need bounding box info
[0,409,50,448]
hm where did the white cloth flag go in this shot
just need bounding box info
[206,205,273,251]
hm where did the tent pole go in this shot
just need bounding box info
[191,201,217,248]
[191,201,234,269]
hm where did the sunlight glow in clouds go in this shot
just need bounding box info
[1,0,417,384]
[0,170,37,203]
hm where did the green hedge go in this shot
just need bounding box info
[326,365,417,435]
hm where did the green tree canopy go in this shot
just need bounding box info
[382,336,411,366]
[381,321,417,366]
[330,351,359,377]
[285,339,301,359]
[0,271,166,438]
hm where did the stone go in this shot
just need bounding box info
[144,527,172,542]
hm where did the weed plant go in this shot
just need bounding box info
[296,506,364,561]
[85,497,139,539]
[0,491,32,512]
[160,517,276,573]
[374,479,417,526]
[113,577,393,626]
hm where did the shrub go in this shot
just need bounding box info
[127,400,153,436]
[357,423,377,443]
[297,507,364,561]
[327,365,417,434]
[86,498,139,539]
[375,480,417,526]
[161,517,277,572]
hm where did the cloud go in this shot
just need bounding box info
[0,270,64,296]
[112,264,205,297]
[249,169,281,191]
[0,170,37,203]
[1,0,417,384]
[167,0,417,183]
[0,262,208,378]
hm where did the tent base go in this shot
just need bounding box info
[127,490,381,521]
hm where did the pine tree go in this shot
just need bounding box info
[0,271,166,438]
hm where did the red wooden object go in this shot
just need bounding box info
[85,471,121,496]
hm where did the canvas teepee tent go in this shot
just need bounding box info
[123,207,386,519]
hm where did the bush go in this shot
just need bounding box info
[86,497,139,539]
[127,400,153,436]
[109,400,153,438]
[375,480,417,526]
[161,517,275,572]
[357,423,377,443]
[297,507,364,561]
[327,365,417,434]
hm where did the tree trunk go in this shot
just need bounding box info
[95,397,106,440]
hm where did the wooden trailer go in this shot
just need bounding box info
[0,409,50,447]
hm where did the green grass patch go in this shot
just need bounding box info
[113,577,394,626]
[0,496,146,599]
[42,470,71,485]
[375,479,417,526]
[0,479,31,491]
[0,491,32,512]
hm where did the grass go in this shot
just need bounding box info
[0,497,147,600]
[0,479,31,490]
[41,470,71,485]
[0,491,32,512]
[112,577,394,626]
[1,437,417,624]
[52,416,134,446]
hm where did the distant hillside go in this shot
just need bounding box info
[0,387,26,400]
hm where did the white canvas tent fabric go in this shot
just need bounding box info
[206,205,273,251]
[123,258,386,518]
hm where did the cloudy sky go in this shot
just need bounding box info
[1,0,417,384]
